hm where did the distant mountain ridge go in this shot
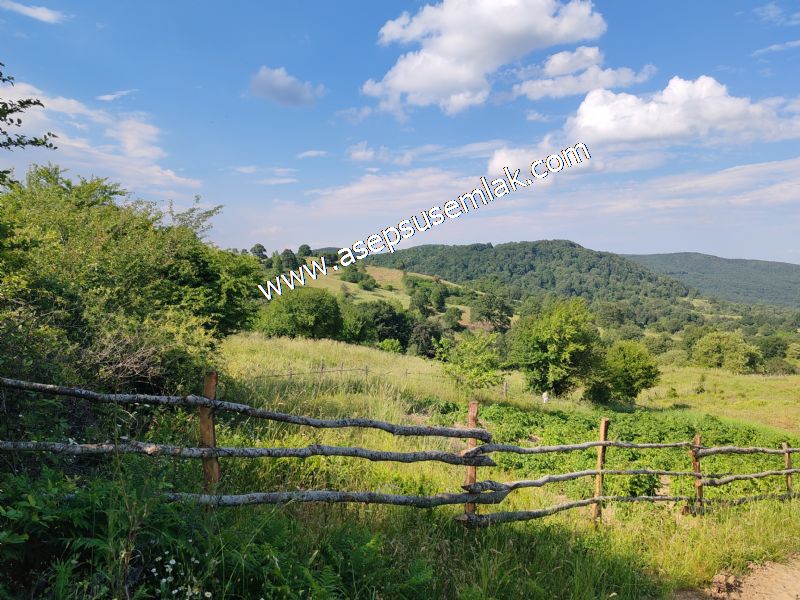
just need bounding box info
[366,240,692,304]
[626,252,800,308]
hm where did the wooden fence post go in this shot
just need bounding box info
[502,379,508,401]
[690,434,703,513]
[464,400,480,516]
[783,442,793,496]
[591,417,610,527]
[364,365,369,379]
[199,372,220,493]
[288,367,293,380]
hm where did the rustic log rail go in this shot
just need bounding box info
[0,376,491,442]
[1,376,798,527]
[0,440,497,466]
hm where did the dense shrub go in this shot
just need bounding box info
[256,287,342,339]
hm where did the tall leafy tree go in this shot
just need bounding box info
[441,332,503,393]
[509,298,601,396]
[471,293,513,333]
[281,248,300,270]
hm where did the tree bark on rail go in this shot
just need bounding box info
[0,439,496,466]
[0,377,491,442]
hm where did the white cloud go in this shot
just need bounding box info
[543,46,602,76]
[96,89,136,102]
[363,0,606,116]
[105,117,166,161]
[526,110,550,122]
[258,177,298,185]
[334,106,373,123]
[0,80,200,192]
[233,165,260,174]
[754,2,800,25]
[296,149,327,159]
[752,39,800,55]
[0,0,64,23]
[487,75,800,183]
[347,139,506,166]
[565,75,800,145]
[249,66,325,107]
[515,64,656,100]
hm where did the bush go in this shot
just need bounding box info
[762,357,797,375]
[256,287,342,339]
[377,338,403,353]
[603,341,660,402]
[692,331,762,373]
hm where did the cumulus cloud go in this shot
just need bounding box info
[249,66,325,107]
[0,0,64,23]
[362,0,606,116]
[516,64,656,100]
[565,75,800,145]
[543,46,602,76]
[487,75,800,182]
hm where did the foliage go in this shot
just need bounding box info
[602,340,660,402]
[407,319,442,358]
[442,306,464,331]
[441,332,503,392]
[280,248,300,270]
[0,166,260,393]
[409,289,434,318]
[508,298,601,395]
[470,293,513,333]
[692,331,762,374]
[297,243,312,258]
[1,63,56,187]
[369,240,691,306]
[628,251,800,308]
[256,287,342,339]
[340,264,378,290]
[377,338,403,353]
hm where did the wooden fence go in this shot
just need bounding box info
[1,374,799,528]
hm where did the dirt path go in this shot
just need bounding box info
[674,558,800,599]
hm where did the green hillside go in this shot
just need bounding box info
[367,240,692,303]
[626,252,800,308]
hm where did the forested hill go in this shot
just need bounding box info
[627,252,800,308]
[367,240,692,303]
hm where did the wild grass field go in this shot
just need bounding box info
[162,332,800,599]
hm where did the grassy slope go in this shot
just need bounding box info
[642,367,800,436]
[627,252,800,308]
[301,262,474,321]
[211,333,800,599]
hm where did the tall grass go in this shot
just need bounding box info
[7,333,800,598]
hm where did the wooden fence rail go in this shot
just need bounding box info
[1,375,798,528]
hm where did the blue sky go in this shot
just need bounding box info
[2,0,800,262]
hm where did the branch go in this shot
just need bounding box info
[465,440,692,457]
[456,495,693,527]
[703,468,800,487]
[165,488,510,508]
[0,377,491,442]
[697,446,800,458]
[463,468,715,493]
[0,439,496,467]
